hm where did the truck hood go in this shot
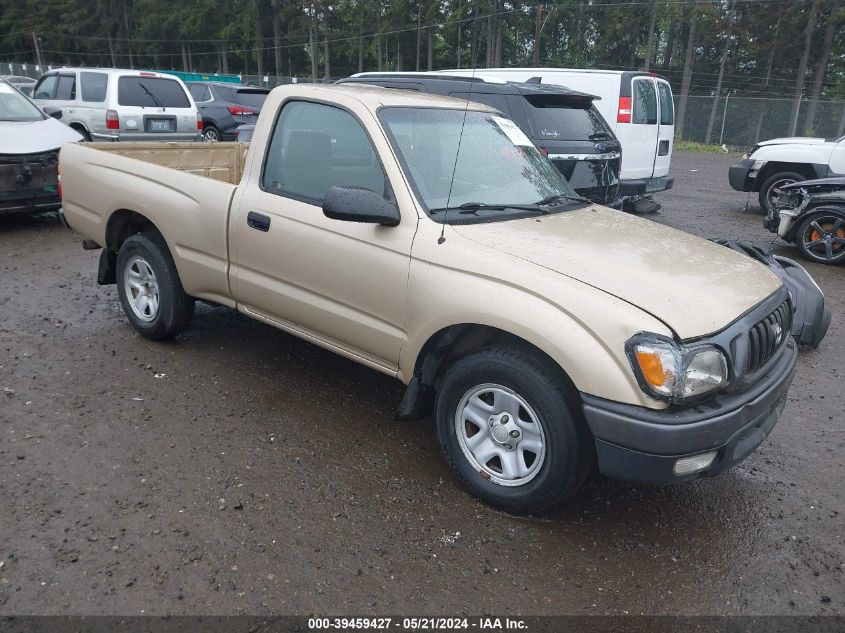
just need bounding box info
[757,137,827,147]
[452,205,781,340]
[0,118,82,154]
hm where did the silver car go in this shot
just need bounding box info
[31,68,201,142]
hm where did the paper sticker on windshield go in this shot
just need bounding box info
[491,116,533,147]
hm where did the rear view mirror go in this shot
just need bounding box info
[43,105,62,120]
[322,186,399,226]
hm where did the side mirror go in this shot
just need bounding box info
[43,106,63,120]
[322,186,399,226]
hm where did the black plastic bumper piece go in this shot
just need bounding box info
[619,176,674,196]
[708,240,831,350]
[729,158,755,192]
[582,340,797,485]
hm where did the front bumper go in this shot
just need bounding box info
[619,176,674,196]
[582,339,797,484]
[729,158,756,191]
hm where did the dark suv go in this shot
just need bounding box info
[186,81,270,142]
[337,73,622,206]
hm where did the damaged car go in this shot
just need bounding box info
[0,78,82,216]
[766,177,845,266]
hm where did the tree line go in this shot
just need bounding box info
[1,0,843,136]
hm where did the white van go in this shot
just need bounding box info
[440,69,675,203]
[32,68,201,142]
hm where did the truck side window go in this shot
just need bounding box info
[33,75,57,99]
[262,101,386,204]
[56,75,77,101]
[449,92,510,117]
[189,84,211,102]
[80,72,108,102]
[632,79,657,125]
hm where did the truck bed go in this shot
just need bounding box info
[59,141,243,308]
[83,142,249,184]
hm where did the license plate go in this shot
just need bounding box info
[149,119,172,132]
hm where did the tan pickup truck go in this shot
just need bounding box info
[60,84,798,514]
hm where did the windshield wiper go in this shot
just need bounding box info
[430,202,549,215]
[139,81,165,110]
[588,132,613,140]
[534,193,591,207]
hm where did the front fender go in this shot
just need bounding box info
[402,237,673,410]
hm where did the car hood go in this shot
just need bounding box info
[452,205,782,340]
[757,136,827,147]
[0,118,82,154]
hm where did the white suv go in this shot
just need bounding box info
[31,68,201,142]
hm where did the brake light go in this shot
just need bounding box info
[139,72,156,77]
[197,113,203,130]
[105,109,119,130]
[617,96,632,124]
[227,105,255,116]
[57,162,62,200]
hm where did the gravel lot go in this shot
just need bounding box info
[0,150,842,616]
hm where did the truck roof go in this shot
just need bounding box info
[276,83,498,112]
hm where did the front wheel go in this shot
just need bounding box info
[116,233,195,339]
[435,347,593,515]
[759,172,804,214]
[202,125,221,142]
[796,210,845,265]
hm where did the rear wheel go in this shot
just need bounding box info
[796,210,845,265]
[116,233,194,339]
[759,171,804,214]
[202,125,221,142]
[435,347,593,515]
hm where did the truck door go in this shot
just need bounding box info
[230,99,416,373]
[654,79,674,178]
[626,76,659,180]
[52,72,79,120]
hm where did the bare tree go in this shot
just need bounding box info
[675,4,698,139]
[643,0,658,71]
[754,8,784,143]
[705,2,735,144]
[803,0,841,134]
[532,4,543,67]
[789,0,819,135]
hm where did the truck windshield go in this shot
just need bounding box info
[379,107,579,214]
[0,82,44,121]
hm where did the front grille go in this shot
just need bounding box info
[746,300,791,374]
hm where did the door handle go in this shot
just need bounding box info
[247,211,271,232]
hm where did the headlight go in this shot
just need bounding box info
[626,334,729,402]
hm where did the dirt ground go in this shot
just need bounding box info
[0,150,842,616]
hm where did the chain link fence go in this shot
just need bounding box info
[7,60,845,148]
[675,94,845,149]
[1,61,332,88]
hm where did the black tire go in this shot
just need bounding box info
[795,209,845,265]
[202,125,221,142]
[435,347,593,515]
[73,126,92,142]
[116,233,194,339]
[758,171,804,214]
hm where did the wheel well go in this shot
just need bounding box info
[98,210,163,284]
[397,324,579,421]
[68,122,90,137]
[755,162,815,191]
